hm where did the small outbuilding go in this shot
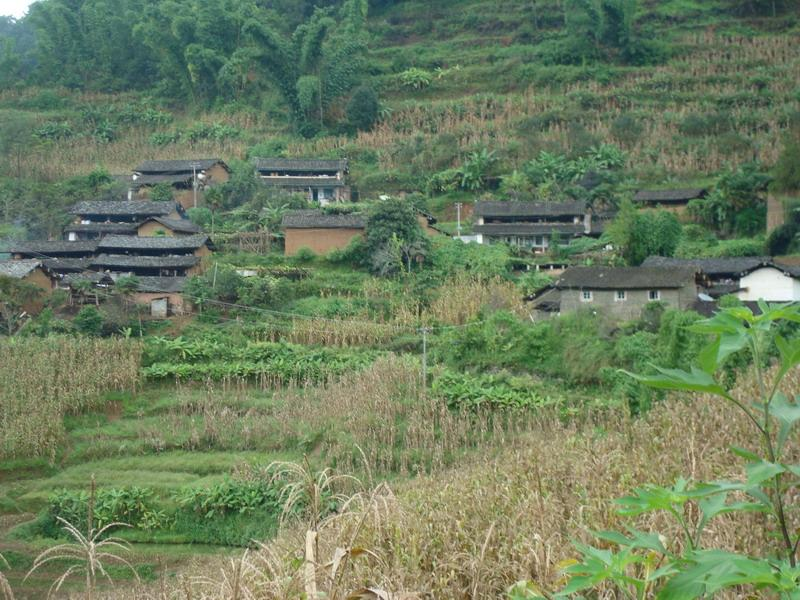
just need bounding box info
[633,188,708,212]
[281,210,366,256]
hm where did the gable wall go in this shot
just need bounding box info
[738,267,800,302]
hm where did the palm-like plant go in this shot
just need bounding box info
[26,478,138,600]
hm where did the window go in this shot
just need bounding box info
[581,290,593,302]
[649,290,661,301]
[615,290,627,301]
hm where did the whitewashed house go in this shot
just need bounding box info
[738,264,800,302]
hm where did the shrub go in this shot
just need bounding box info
[397,67,432,89]
[74,307,103,337]
[293,246,316,263]
[346,86,380,132]
[610,114,644,146]
[148,182,174,202]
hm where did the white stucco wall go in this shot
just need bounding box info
[737,267,800,302]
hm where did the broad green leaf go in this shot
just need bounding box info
[774,336,800,388]
[745,460,786,486]
[594,528,667,554]
[624,366,728,398]
[729,446,760,462]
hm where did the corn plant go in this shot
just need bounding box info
[0,555,14,600]
[519,302,800,599]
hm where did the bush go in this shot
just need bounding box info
[293,246,316,263]
[610,114,644,146]
[74,307,103,337]
[346,86,380,132]
[148,182,174,202]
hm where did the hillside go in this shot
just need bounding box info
[1,1,800,598]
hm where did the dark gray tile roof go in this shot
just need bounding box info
[143,217,201,234]
[91,254,199,269]
[260,177,346,188]
[473,223,585,236]
[0,259,43,278]
[64,223,138,234]
[134,276,188,293]
[254,158,348,173]
[42,258,92,272]
[474,200,586,218]
[633,188,707,203]
[70,201,177,217]
[557,266,699,290]
[97,234,209,251]
[281,210,366,229]
[63,272,114,286]
[132,173,194,186]
[641,256,773,277]
[10,240,99,256]
[134,159,225,173]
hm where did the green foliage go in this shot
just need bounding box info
[143,338,378,383]
[530,302,800,598]
[609,200,682,265]
[346,85,380,132]
[148,182,173,203]
[460,149,497,191]
[772,119,800,193]
[73,306,103,337]
[174,477,284,520]
[397,67,432,89]
[365,198,428,275]
[433,370,558,411]
[45,487,162,537]
[294,246,317,263]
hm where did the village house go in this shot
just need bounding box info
[91,234,212,277]
[633,188,708,212]
[255,158,350,205]
[282,210,366,256]
[555,265,701,320]
[66,200,185,240]
[132,159,230,209]
[0,259,54,313]
[642,256,800,302]
[131,276,190,317]
[472,201,604,252]
[281,209,440,256]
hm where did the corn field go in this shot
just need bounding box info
[0,337,142,460]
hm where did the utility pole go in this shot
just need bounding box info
[190,162,201,208]
[455,202,462,237]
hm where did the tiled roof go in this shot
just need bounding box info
[260,177,346,187]
[70,201,176,217]
[556,266,699,290]
[91,254,199,269]
[473,223,585,236]
[254,158,348,173]
[0,259,42,278]
[281,210,366,229]
[134,159,225,173]
[641,256,773,277]
[97,234,209,251]
[42,258,93,272]
[10,240,99,256]
[134,276,188,293]
[474,200,586,218]
[633,188,707,203]
[64,223,138,234]
[132,173,194,186]
[142,217,201,234]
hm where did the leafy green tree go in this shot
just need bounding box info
[609,200,682,265]
[346,85,379,132]
[365,198,428,275]
[772,117,800,193]
[74,306,104,337]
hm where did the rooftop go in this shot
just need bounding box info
[97,234,210,251]
[260,177,346,187]
[633,188,708,203]
[0,259,43,279]
[473,223,586,236]
[134,159,225,173]
[556,266,699,290]
[132,173,194,187]
[254,158,348,173]
[64,223,138,234]
[142,217,201,234]
[41,258,92,272]
[70,200,177,217]
[641,256,776,277]
[282,210,366,230]
[134,276,188,293]
[474,200,587,219]
[10,240,99,256]
[91,254,200,269]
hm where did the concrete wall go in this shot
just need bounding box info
[560,286,695,320]
[285,228,363,256]
[738,267,800,302]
